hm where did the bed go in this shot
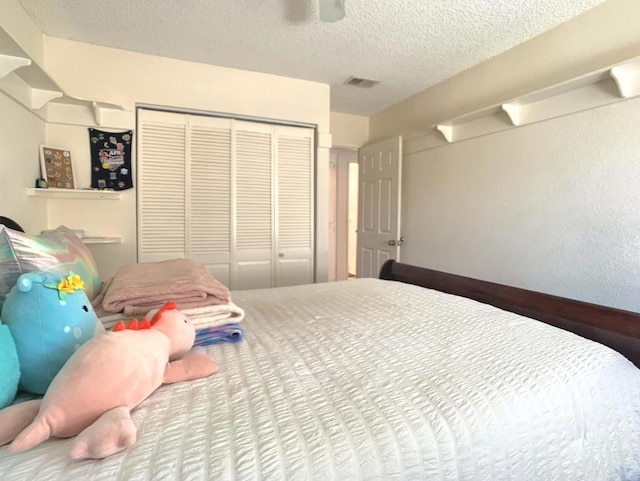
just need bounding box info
[1,253,640,480]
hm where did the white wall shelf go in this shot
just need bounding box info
[0,27,125,125]
[27,188,122,200]
[406,54,640,155]
[82,236,122,245]
[0,53,30,80]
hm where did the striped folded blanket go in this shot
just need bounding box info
[194,324,244,347]
[99,301,245,331]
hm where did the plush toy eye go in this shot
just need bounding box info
[82,305,89,312]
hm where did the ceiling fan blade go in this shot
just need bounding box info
[319,0,345,22]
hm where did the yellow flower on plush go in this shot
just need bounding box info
[57,273,85,294]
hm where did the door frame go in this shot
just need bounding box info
[329,147,359,281]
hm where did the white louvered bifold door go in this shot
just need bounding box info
[138,110,314,290]
[186,115,232,285]
[232,120,274,290]
[138,110,187,262]
[275,125,314,287]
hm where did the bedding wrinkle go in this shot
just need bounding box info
[368,326,478,479]
[254,303,354,480]
[363,298,468,479]
[241,333,289,480]
[178,385,206,480]
[278,306,398,479]
[256,302,362,479]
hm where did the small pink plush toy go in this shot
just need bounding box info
[0,301,217,459]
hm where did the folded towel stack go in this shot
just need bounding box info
[94,258,231,317]
[93,259,246,346]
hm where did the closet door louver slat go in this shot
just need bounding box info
[188,125,231,256]
[278,135,312,249]
[138,116,187,261]
[232,126,274,289]
[275,126,314,287]
[235,130,272,250]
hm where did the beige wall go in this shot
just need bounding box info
[370,0,640,311]
[0,0,45,66]
[330,112,369,149]
[0,0,48,233]
[400,95,640,311]
[43,37,330,130]
[0,94,47,233]
[0,10,330,281]
[6,0,640,301]
[371,0,640,142]
[41,38,331,281]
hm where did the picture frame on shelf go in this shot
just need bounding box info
[39,145,76,190]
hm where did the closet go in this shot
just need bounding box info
[137,109,314,290]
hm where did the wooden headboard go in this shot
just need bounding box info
[380,260,640,368]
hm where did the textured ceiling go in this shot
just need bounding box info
[16,0,606,116]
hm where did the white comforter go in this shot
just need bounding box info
[1,279,639,480]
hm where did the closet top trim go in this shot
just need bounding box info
[135,104,317,130]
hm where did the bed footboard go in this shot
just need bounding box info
[380,260,640,368]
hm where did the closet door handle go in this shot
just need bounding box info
[278,253,285,258]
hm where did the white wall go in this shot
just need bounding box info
[402,96,640,311]
[330,112,369,149]
[39,38,331,281]
[43,37,330,127]
[25,37,331,281]
[0,94,47,233]
[370,0,640,142]
[366,0,640,311]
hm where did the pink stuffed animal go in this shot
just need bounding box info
[0,301,217,459]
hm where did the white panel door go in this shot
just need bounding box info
[275,125,314,287]
[356,136,402,278]
[232,120,274,290]
[186,115,232,286]
[137,109,187,262]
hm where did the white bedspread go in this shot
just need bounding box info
[1,278,639,480]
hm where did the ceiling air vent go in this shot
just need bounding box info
[344,76,379,88]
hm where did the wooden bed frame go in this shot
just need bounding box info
[380,260,640,368]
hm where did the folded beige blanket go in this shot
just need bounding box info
[98,301,245,331]
[95,258,231,316]
[179,302,245,329]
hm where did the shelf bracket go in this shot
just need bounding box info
[91,101,103,126]
[0,54,31,80]
[435,124,454,143]
[500,103,522,126]
[609,65,640,98]
[31,88,63,110]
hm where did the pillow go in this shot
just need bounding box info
[0,225,101,310]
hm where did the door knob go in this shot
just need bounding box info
[388,237,404,246]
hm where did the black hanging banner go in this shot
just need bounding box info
[88,128,133,190]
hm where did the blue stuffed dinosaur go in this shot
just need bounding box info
[0,321,19,409]
[1,271,101,395]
